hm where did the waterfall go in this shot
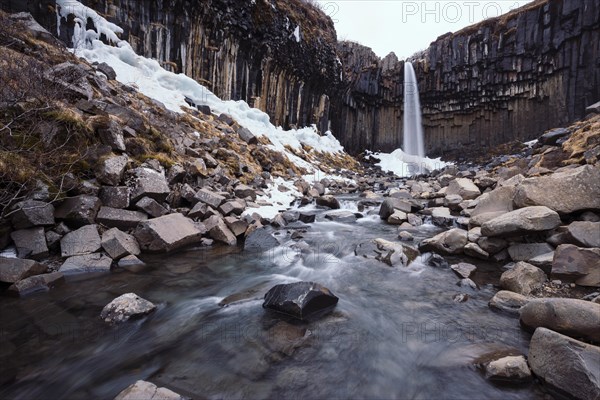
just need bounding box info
[403,62,425,158]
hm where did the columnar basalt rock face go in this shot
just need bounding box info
[68,0,341,134]
[333,0,600,157]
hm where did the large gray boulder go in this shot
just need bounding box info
[194,188,225,208]
[565,221,600,248]
[552,244,600,287]
[481,206,561,237]
[96,155,128,186]
[263,281,339,320]
[500,262,546,295]
[234,184,257,200]
[134,213,206,252]
[59,253,112,275]
[128,168,170,203]
[514,166,600,214]
[244,227,280,253]
[101,228,140,260]
[135,197,167,218]
[326,210,358,223]
[355,238,419,267]
[114,380,184,400]
[419,228,468,255]
[528,328,600,400]
[99,186,130,209]
[508,243,554,262]
[471,186,516,217]
[8,271,64,296]
[55,195,101,228]
[96,206,148,230]
[100,293,156,324]
[316,195,340,210]
[0,257,47,283]
[520,298,600,342]
[379,198,412,219]
[10,200,54,229]
[10,227,48,259]
[446,178,480,200]
[60,225,102,257]
[207,216,237,246]
[488,290,529,315]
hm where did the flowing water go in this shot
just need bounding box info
[403,62,425,159]
[0,197,548,400]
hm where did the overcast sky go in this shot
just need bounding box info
[315,0,534,59]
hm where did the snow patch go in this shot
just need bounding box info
[366,149,449,178]
[293,26,301,43]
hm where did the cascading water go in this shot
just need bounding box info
[403,62,425,158]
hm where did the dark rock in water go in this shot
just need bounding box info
[316,195,340,209]
[528,328,600,400]
[263,282,339,320]
[425,253,449,268]
[244,227,280,253]
[8,272,64,297]
[379,198,412,220]
[483,355,532,384]
[298,212,316,223]
[59,253,113,275]
[453,293,469,303]
[100,293,156,324]
[0,257,47,283]
[325,210,357,223]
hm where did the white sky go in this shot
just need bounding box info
[316,0,534,59]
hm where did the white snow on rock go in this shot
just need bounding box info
[366,149,449,178]
[58,1,344,174]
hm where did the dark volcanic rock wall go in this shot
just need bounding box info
[333,0,600,157]
[54,0,341,133]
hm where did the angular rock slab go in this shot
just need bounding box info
[100,293,156,324]
[520,298,600,343]
[481,206,561,237]
[0,257,47,283]
[244,227,280,253]
[450,263,477,279]
[60,225,102,257]
[355,238,418,267]
[528,328,600,400]
[488,290,529,315]
[96,206,148,230]
[419,228,468,255]
[59,253,112,275]
[134,213,206,253]
[8,272,64,297]
[10,227,48,260]
[54,195,101,228]
[500,262,546,295]
[552,244,600,287]
[101,228,140,260]
[263,282,339,321]
[114,380,184,400]
[128,168,170,203]
[514,165,600,214]
[10,200,54,230]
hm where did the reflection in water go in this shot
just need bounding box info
[0,197,544,399]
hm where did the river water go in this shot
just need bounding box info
[0,196,548,399]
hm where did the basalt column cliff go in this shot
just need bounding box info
[333,0,600,157]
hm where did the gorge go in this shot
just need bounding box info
[4,0,599,157]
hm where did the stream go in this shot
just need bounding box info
[0,196,548,399]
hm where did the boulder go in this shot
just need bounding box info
[552,244,600,287]
[539,128,570,146]
[244,227,280,253]
[477,237,508,254]
[234,184,257,200]
[528,328,600,400]
[325,210,357,223]
[185,158,208,178]
[237,127,257,144]
[424,253,449,268]
[379,198,412,219]
[471,186,516,217]
[355,238,419,267]
[565,221,600,248]
[514,166,600,214]
[508,243,554,262]
[419,228,468,255]
[520,298,600,342]
[208,217,237,246]
[8,272,64,296]
[224,216,249,237]
[481,206,561,237]
[298,212,316,224]
[316,195,340,209]
[128,168,171,203]
[96,155,128,186]
[431,207,455,227]
[59,253,112,275]
[464,242,489,259]
[135,197,167,218]
[134,213,206,252]
[483,355,531,383]
[450,263,477,279]
[0,257,47,283]
[114,380,184,400]
[10,227,48,259]
[218,200,245,216]
[500,262,546,295]
[97,118,126,151]
[96,206,148,230]
[263,281,339,320]
[488,290,529,315]
[446,178,481,200]
[55,195,101,228]
[101,228,140,260]
[194,188,226,208]
[10,200,54,229]
[387,210,408,225]
[60,225,102,257]
[117,255,146,270]
[100,293,156,324]
[99,186,130,209]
